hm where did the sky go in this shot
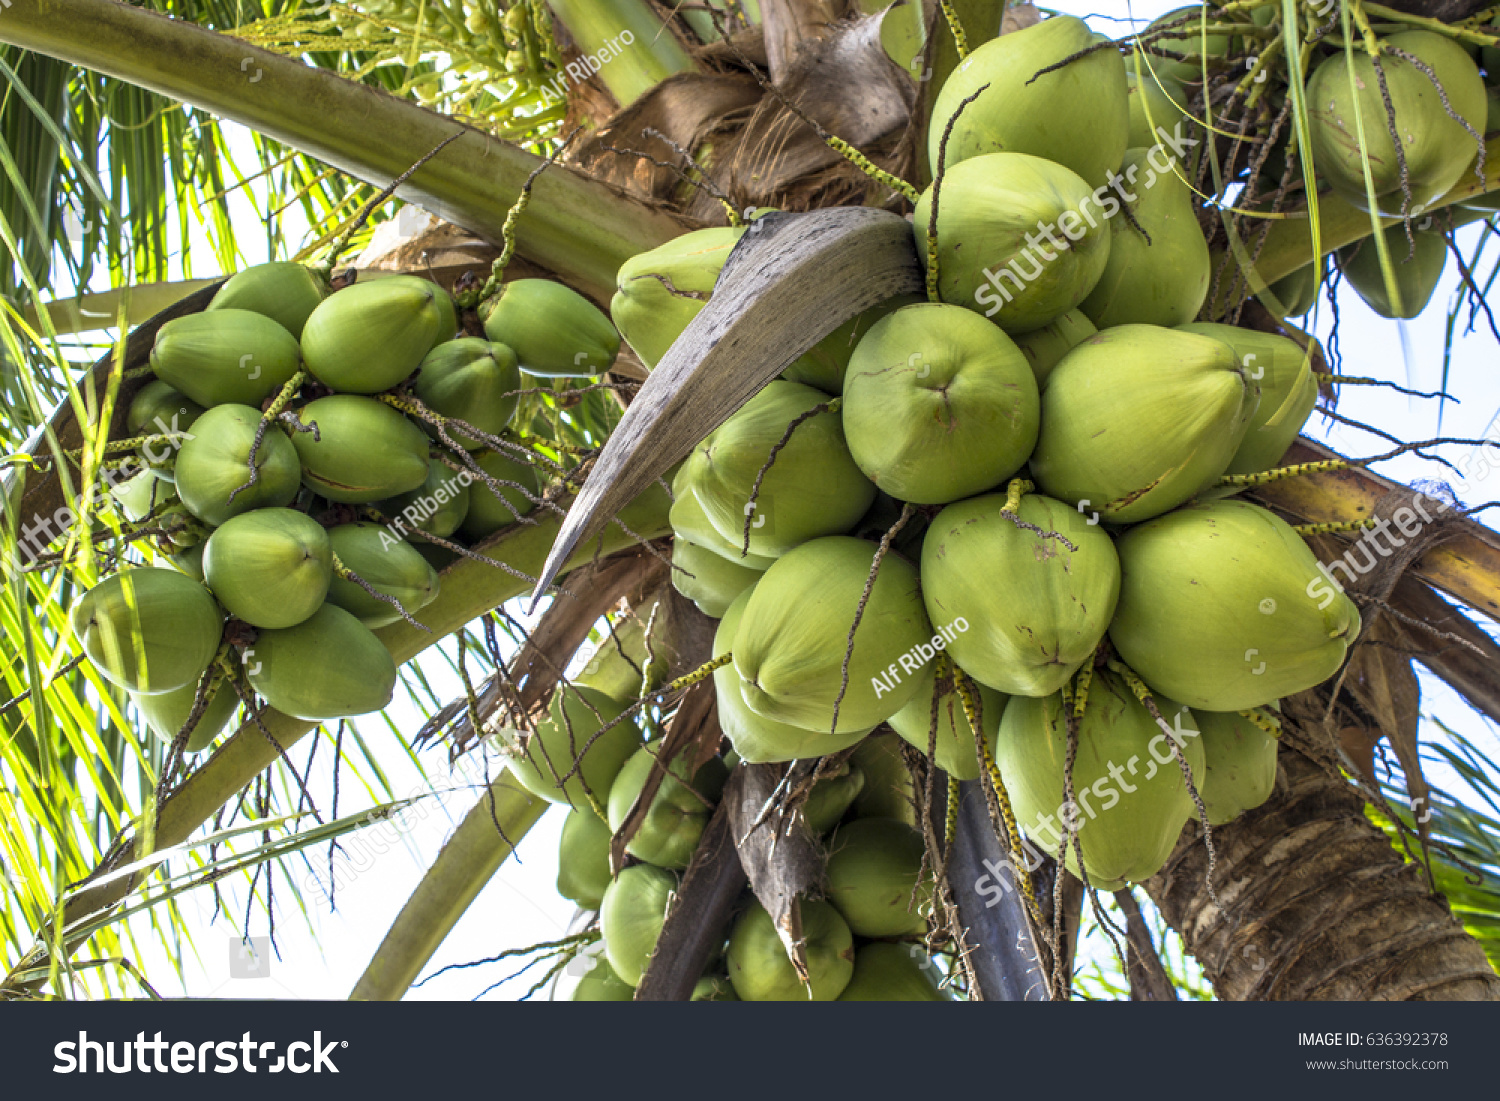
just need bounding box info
[70,0,1500,1001]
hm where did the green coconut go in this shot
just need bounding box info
[1110,499,1362,711]
[109,467,176,523]
[1196,708,1278,825]
[575,613,665,704]
[245,602,398,720]
[734,536,933,733]
[1337,224,1448,320]
[887,663,1004,781]
[325,522,440,628]
[671,537,764,618]
[837,942,949,1002]
[667,476,776,569]
[202,508,332,629]
[599,863,676,986]
[997,668,1205,889]
[291,395,430,504]
[915,152,1112,334]
[1178,322,1318,477]
[207,261,330,338]
[456,447,543,540]
[1140,6,1233,85]
[1079,145,1210,329]
[841,303,1040,504]
[727,900,855,1001]
[149,309,302,409]
[684,381,874,558]
[171,541,207,583]
[825,817,932,937]
[70,568,223,695]
[127,380,204,481]
[556,808,613,910]
[571,956,635,1001]
[928,14,1128,189]
[412,337,521,447]
[134,675,240,753]
[606,741,729,870]
[610,227,745,369]
[1267,261,1321,317]
[374,454,473,541]
[850,732,917,825]
[482,278,620,377]
[173,404,302,526]
[713,586,873,764]
[1307,30,1486,214]
[1125,67,1188,150]
[802,759,866,835]
[508,684,642,810]
[1029,324,1255,523]
[300,275,457,393]
[920,492,1119,697]
[1012,309,1097,388]
[780,296,922,395]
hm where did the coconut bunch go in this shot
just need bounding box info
[523,644,948,1001]
[597,8,1399,892]
[75,261,620,752]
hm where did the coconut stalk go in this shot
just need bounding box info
[545,0,699,106]
[0,0,684,299]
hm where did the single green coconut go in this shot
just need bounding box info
[837,942,949,1001]
[70,567,224,695]
[928,14,1128,189]
[134,674,240,753]
[1140,6,1233,85]
[456,446,543,540]
[733,536,933,733]
[556,808,613,910]
[849,732,917,825]
[482,278,620,377]
[685,380,875,558]
[997,668,1205,889]
[412,337,521,448]
[291,395,431,504]
[726,899,855,1001]
[300,274,457,393]
[127,380,204,481]
[802,759,866,835]
[108,467,176,523]
[1337,224,1449,320]
[1178,322,1318,477]
[606,741,729,870]
[1125,67,1189,150]
[1012,309,1097,388]
[825,817,932,937]
[671,537,765,619]
[1196,708,1279,825]
[1030,324,1255,523]
[202,508,332,629]
[713,586,873,764]
[667,474,777,570]
[325,522,440,628]
[508,684,642,811]
[1079,145,1211,329]
[887,663,1004,781]
[571,956,635,1001]
[1109,499,1362,710]
[841,303,1040,504]
[1307,30,1486,214]
[914,152,1112,334]
[374,454,473,541]
[610,227,745,369]
[207,261,330,338]
[921,492,1119,697]
[173,404,302,526]
[245,603,398,721]
[599,863,676,986]
[149,309,301,409]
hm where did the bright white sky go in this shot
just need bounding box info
[101,0,1500,1001]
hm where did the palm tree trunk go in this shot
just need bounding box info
[1145,746,1500,1000]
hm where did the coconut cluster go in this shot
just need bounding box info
[605,10,1391,891]
[75,262,618,749]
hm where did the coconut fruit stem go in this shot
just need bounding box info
[231,369,307,506]
[1241,707,1283,739]
[1293,517,1379,536]
[939,0,969,59]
